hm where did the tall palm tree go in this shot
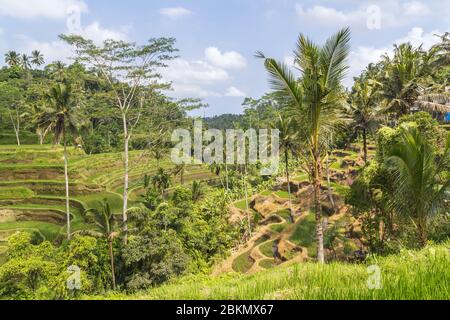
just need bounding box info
[387,127,449,247]
[382,43,426,117]
[31,50,45,67]
[20,54,31,70]
[47,61,67,81]
[350,79,382,162]
[274,113,298,216]
[39,83,81,240]
[258,27,351,263]
[83,200,118,290]
[5,51,20,67]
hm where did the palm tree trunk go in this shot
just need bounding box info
[122,114,129,245]
[108,239,116,290]
[313,153,325,264]
[63,133,71,240]
[284,150,293,220]
[363,128,368,163]
[417,216,428,247]
[326,154,336,210]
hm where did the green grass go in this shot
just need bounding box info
[0,222,61,242]
[234,199,251,211]
[232,250,254,273]
[259,259,277,270]
[274,190,290,199]
[91,243,450,300]
[290,213,317,257]
[270,223,288,233]
[259,241,275,258]
[0,187,35,199]
[260,190,272,196]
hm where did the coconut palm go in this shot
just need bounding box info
[31,50,44,67]
[386,126,450,247]
[20,54,31,70]
[82,200,118,290]
[47,61,67,81]
[5,51,20,67]
[382,43,426,117]
[258,27,351,263]
[350,79,382,162]
[274,113,298,216]
[151,168,171,196]
[38,83,82,240]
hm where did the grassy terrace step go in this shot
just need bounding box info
[101,243,449,300]
[0,180,105,196]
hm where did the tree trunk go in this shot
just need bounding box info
[9,112,20,146]
[313,153,325,264]
[363,128,368,163]
[417,216,428,248]
[284,150,293,221]
[326,154,336,211]
[122,114,129,245]
[63,133,71,241]
[108,239,116,290]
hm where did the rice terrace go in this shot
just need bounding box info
[0,0,448,304]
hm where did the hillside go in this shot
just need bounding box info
[90,242,450,300]
[0,144,214,256]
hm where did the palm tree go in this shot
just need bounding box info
[5,51,20,67]
[47,61,67,81]
[151,168,171,196]
[382,43,426,117]
[31,50,44,67]
[258,27,351,263]
[350,79,382,162]
[274,113,298,216]
[38,83,81,240]
[386,127,449,247]
[20,54,31,70]
[82,200,118,290]
[192,180,205,202]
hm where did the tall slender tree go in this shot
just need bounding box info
[31,50,45,67]
[39,83,82,240]
[258,27,351,263]
[350,79,382,163]
[61,35,177,244]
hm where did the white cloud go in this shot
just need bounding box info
[159,7,193,20]
[0,0,88,19]
[403,1,431,16]
[296,4,367,29]
[15,22,129,64]
[81,22,127,44]
[205,47,247,70]
[164,59,229,84]
[225,86,247,97]
[395,27,441,50]
[170,84,222,98]
[295,1,434,30]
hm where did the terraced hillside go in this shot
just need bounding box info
[0,144,214,255]
[216,147,372,274]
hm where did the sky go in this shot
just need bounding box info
[0,0,449,116]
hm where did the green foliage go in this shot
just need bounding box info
[121,230,188,291]
[0,232,113,299]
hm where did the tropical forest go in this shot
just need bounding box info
[0,1,448,302]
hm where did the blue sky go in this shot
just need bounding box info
[0,0,449,116]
